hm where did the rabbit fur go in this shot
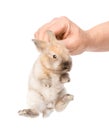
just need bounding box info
[18,30,74,117]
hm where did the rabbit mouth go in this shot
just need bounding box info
[62,66,71,71]
[52,61,72,73]
[52,67,71,74]
[41,58,72,74]
[61,68,71,73]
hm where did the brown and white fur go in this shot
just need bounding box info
[18,30,74,117]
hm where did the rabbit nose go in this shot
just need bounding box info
[62,61,72,70]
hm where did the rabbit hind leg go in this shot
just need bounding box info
[55,94,74,112]
[18,109,39,118]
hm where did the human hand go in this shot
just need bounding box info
[34,16,90,55]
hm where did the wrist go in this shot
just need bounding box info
[85,29,96,51]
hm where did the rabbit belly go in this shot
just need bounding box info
[40,85,63,102]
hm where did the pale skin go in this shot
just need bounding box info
[34,16,109,55]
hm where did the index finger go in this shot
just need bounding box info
[34,17,67,41]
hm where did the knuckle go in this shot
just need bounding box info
[60,16,68,21]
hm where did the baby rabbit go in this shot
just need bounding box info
[18,30,74,117]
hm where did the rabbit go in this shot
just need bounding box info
[18,30,74,118]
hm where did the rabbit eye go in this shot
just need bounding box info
[53,54,57,59]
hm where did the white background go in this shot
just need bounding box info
[0,0,109,130]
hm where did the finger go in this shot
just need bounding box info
[34,17,68,41]
[34,18,59,39]
[34,22,50,39]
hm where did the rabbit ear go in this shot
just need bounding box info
[32,39,47,52]
[47,30,57,44]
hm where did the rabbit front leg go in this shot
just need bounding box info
[41,78,52,88]
[60,73,70,83]
[39,74,52,88]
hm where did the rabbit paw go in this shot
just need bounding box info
[60,73,70,83]
[41,79,52,88]
[55,94,74,112]
[62,94,74,102]
[18,109,39,118]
